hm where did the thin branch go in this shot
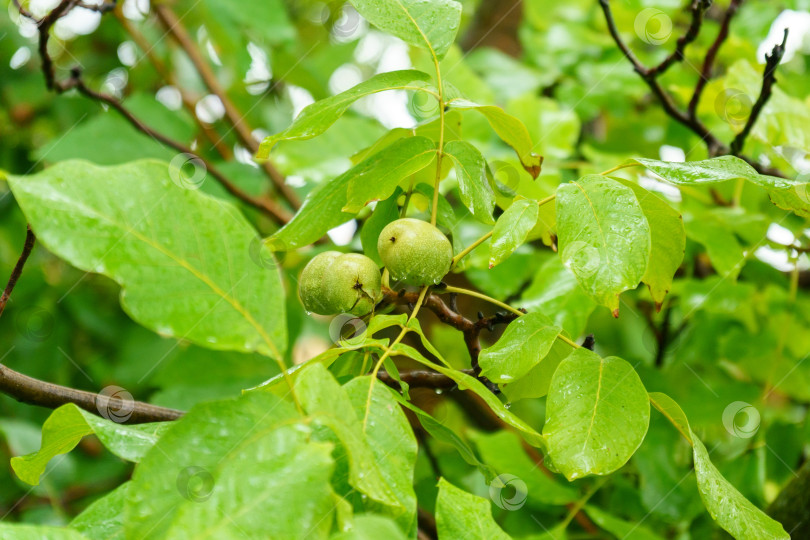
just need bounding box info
[0,226,36,319]
[11,0,35,21]
[598,0,725,155]
[377,368,475,390]
[0,226,181,423]
[648,0,710,76]
[379,287,518,393]
[15,1,291,224]
[688,0,743,118]
[730,28,789,155]
[36,0,78,91]
[599,0,789,178]
[153,5,301,210]
[0,364,184,424]
[114,9,233,160]
[69,74,291,224]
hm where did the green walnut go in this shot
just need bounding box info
[299,251,381,316]
[378,218,453,286]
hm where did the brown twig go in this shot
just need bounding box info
[599,0,788,178]
[69,74,291,223]
[114,10,233,160]
[0,226,181,423]
[153,5,301,210]
[377,369,473,390]
[14,1,290,224]
[0,364,184,424]
[598,0,724,155]
[0,226,36,319]
[730,28,789,155]
[381,287,518,370]
[648,0,710,76]
[688,0,743,118]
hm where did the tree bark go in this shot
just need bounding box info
[768,460,810,538]
[460,0,523,57]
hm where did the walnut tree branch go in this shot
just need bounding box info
[599,0,788,178]
[69,72,291,223]
[114,9,233,161]
[598,0,724,155]
[688,0,743,118]
[15,1,291,224]
[0,365,184,424]
[730,28,789,155]
[648,0,710,76]
[0,226,36,319]
[153,5,301,210]
[0,225,183,423]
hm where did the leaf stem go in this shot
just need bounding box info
[442,285,522,317]
[401,176,416,218]
[560,477,608,529]
[431,59,445,227]
[450,231,492,269]
[599,162,638,176]
[536,194,557,207]
[364,285,430,431]
[732,177,745,206]
[450,194,556,270]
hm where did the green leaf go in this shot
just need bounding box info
[0,524,89,540]
[345,377,419,535]
[519,257,596,339]
[8,160,287,359]
[163,426,336,539]
[500,340,573,403]
[257,70,433,157]
[330,515,408,540]
[469,430,578,505]
[444,141,496,224]
[543,349,650,480]
[612,178,685,308]
[392,395,495,480]
[693,432,788,540]
[344,137,436,213]
[447,100,543,177]
[623,156,763,185]
[11,404,168,486]
[295,364,412,513]
[649,393,788,539]
[388,342,545,448]
[348,0,462,60]
[478,312,561,384]
[198,0,294,47]
[623,156,810,216]
[489,199,539,268]
[269,136,434,250]
[683,210,746,279]
[768,187,810,218]
[435,478,512,540]
[583,505,664,540]
[648,392,692,444]
[124,392,302,539]
[70,483,129,540]
[361,189,402,266]
[556,175,651,314]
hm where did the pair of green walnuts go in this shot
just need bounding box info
[299,218,453,316]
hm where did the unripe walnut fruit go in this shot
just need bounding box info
[378,218,453,286]
[299,251,381,316]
